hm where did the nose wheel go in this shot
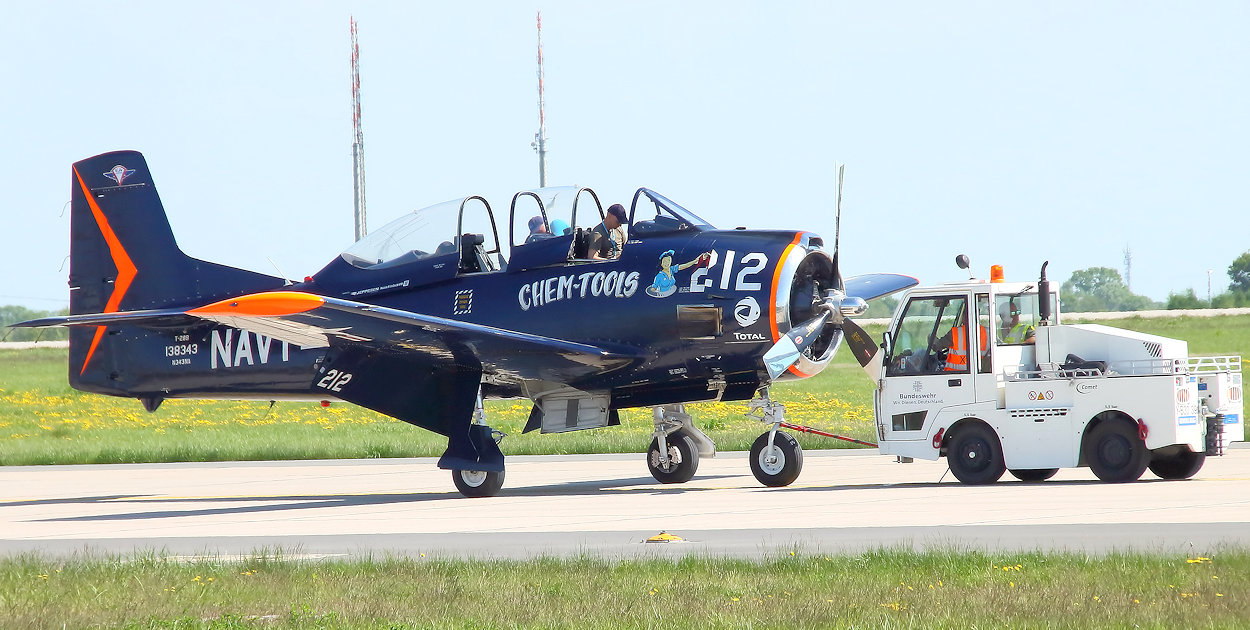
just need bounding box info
[749,431,803,486]
[746,389,806,487]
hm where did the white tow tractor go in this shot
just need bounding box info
[856,258,1243,484]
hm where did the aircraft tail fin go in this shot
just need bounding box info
[67,150,284,383]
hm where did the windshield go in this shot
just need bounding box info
[994,292,1044,345]
[341,197,499,269]
[886,295,969,376]
[630,188,715,232]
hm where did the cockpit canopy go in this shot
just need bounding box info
[338,187,714,270]
[340,196,502,270]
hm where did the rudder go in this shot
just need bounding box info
[68,150,284,387]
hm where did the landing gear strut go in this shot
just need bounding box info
[450,391,507,498]
[746,389,804,487]
[646,404,716,484]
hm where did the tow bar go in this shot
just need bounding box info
[777,422,878,448]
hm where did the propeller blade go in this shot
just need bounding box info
[842,318,884,381]
[831,163,845,292]
[841,318,878,368]
[762,311,829,379]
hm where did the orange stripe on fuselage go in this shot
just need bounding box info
[75,167,138,375]
[767,232,813,379]
[768,232,805,343]
[187,291,326,318]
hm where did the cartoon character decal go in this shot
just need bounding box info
[646,249,713,298]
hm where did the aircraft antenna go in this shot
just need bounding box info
[531,11,549,188]
[350,16,368,241]
[1123,245,1132,291]
[834,164,844,255]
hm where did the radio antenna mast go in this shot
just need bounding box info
[531,11,549,188]
[350,16,368,241]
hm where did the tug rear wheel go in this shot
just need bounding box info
[749,431,804,487]
[648,432,700,484]
[453,469,505,497]
[1085,420,1150,483]
[1148,448,1205,480]
[1009,468,1058,482]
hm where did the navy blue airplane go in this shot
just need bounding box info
[15,151,915,496]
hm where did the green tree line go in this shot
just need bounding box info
[1062,250,1250,312]
[0,305,69,341]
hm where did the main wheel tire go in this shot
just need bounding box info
[452,469,505,497]
[947,424,1006,485]
[1009,468,1058,482]
[749,431,804,487]
[1148,449,1206,480]
[1084,420,1150,483]
[648,432,700,484]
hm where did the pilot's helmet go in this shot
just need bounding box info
[550,219,570,235]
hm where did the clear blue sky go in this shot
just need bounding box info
[2,1,1246,311]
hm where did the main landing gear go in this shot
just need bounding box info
[449,392,507,498]
[647,404,716,483]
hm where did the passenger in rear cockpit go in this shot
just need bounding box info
[525,215,551,244]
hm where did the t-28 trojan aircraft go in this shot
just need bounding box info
[16,150,916,496]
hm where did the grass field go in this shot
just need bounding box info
[1,315,1246,466]
[0,347,881,466]
[0,549,1246,629]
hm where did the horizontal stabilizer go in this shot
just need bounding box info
[9,308,193,329]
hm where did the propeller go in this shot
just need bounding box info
[763,164,873,379]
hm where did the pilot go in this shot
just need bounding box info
[999,300,1036,344]
[589,204,627,260]
[550,219,571,236]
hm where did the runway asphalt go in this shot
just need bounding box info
[3,447,1248,559]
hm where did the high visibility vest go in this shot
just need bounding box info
[944,325,969,371]
[1003,323,1034,344]
[944,325,987,372]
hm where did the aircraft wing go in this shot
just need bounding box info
[16,291,640,384]
[844,273,918,302]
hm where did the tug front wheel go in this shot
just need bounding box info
[947,423,1006,485]
[648,432,700,484]
[749,431,803,487]
[453,469,505,498]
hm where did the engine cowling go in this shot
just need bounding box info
[771,243,843,380]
